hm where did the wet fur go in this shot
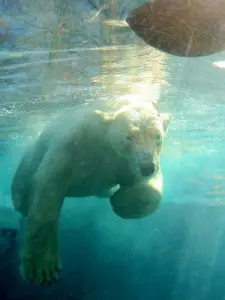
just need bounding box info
[11,101,170,285]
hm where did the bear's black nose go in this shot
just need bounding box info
[140,162,156,177]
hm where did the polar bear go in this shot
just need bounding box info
[11,100,170,285]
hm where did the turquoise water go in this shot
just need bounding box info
[1,0,225,299]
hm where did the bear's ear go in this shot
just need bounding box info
[94,110,114,123]
[161,113,171,134]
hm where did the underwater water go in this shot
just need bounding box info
[1,0,225,299]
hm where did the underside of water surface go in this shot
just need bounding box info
[0,0,225,299]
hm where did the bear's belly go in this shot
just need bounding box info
[66,183,119,198]
[64,148,120,198]
[65,169,119,198]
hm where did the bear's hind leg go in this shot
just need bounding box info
[11,146,36,217]
[11,139,49,217]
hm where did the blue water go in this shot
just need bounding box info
[1,0,225,299]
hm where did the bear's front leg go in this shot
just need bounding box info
[20,146,69,285]
[21,217,61,285]
[21,181,64,285]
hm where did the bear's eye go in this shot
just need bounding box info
[156,134,162,145]
[156,134,161,141]
[126,134,133,142]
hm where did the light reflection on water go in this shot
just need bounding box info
[0,0,225,204]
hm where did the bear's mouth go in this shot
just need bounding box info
[140,161,156,177]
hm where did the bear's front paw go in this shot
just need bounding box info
[21,249,62,285]
[21,220,62,286]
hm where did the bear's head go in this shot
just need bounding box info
[95,102,170,179]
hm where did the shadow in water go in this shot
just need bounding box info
[0,203,225,299]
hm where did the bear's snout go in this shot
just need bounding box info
[140,161,156,177]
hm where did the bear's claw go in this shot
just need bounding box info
[21,257,62,285]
